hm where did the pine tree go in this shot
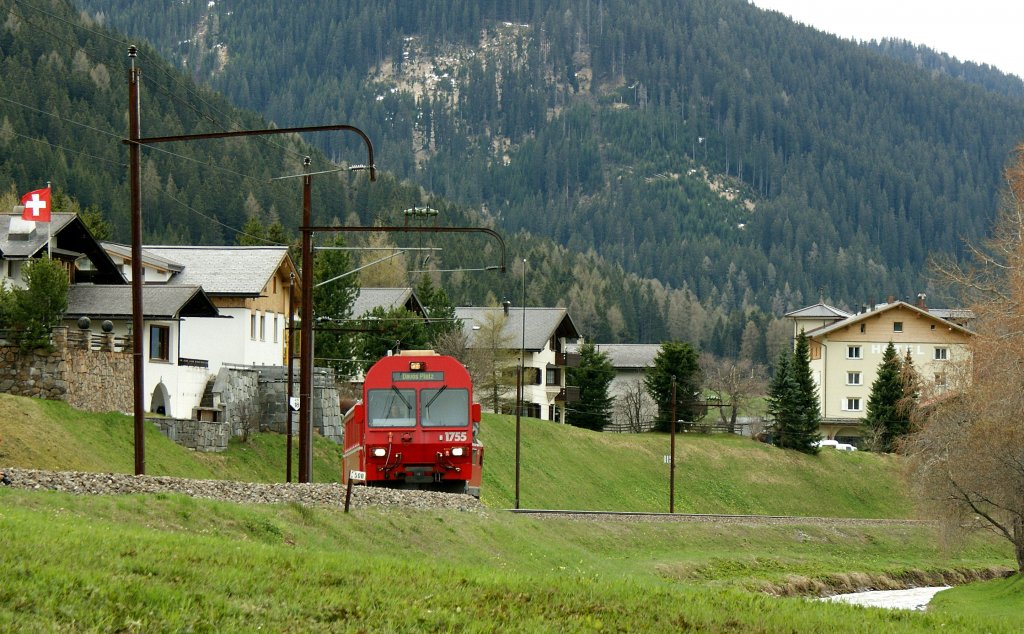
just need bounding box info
[566,343,615,431]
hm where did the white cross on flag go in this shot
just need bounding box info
[20,187,52,222]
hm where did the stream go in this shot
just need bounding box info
[820,586,950,610]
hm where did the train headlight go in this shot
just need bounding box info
[450,447,465,457]
[372,447,387,457]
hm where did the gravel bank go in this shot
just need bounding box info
[0,466,484,513]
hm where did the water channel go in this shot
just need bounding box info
[821,586,950,610]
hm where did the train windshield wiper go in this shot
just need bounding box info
[424,385,447,410]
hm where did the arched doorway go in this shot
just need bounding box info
[150,381,171,417]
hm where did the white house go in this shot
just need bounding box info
[101,244,300,374]
[576,343,661,431]
[64,284,221,418]
[456,306,580,422]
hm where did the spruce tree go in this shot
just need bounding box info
[790,330,822,453]
[767,331,820,454]
[566,343,615,431]
[765,349,797,447]
[865,342,918,452]
[644,341,702,432]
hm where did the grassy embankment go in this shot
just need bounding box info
[0,393,1019,632]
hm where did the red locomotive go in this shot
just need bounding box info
[342,351,484,497]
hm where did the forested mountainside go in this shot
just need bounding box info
[74,0,1024,317]
[4,0,769,358]
[868,39,1024,100]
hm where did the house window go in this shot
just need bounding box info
[934,347,949,361]
[273,314,279,343]
[149,325,170,362]
[893,321,903,332]
[546,368,561,386]
[934,373,947,387]
[259,314,266,341]
[843,397,861,412]
[847,345,862,359]
[250,314,257,340]
[859,323,865,333]
[846,371,862,386]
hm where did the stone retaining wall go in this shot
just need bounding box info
[147,417,231,452]
[0,328,133,414]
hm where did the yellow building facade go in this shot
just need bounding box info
[787,299,973,446]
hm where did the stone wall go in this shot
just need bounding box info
[0,328,133,414]
[256,365,343,443]
[148,416,231,452]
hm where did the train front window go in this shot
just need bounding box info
[367,388,417,427]
[420,388,469,427]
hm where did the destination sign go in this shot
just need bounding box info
[392,371,444,382]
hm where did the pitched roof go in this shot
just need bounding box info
[584,343,661,369]
[785,302,851,319]
[102,242,185,275]
[142,246,293,296]
[352,287,426,316]
[0,213,76,258]
[806,301,975,338]
[455,307,579,351]
[1,213,123,283]
[66,284,219,320]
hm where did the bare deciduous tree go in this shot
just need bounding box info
[700,354,766,433]
[619,378,655,433]
[908,143,1024,572]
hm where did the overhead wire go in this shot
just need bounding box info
[1,128,127,167]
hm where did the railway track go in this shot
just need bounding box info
[507,508,929,526]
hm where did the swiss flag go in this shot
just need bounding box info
[20,187,52,222]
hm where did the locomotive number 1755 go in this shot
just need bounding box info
[442,431,468,442]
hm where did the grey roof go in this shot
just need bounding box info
[142,246,292,296]
[928,308,975,322]
[455,307,579,351]
[0,213,76,258]
[785,303,851,319]
[66,285,219,320]
[1,213,124,284]
[102,242,184,274]
[574,343,661,369]
[352,287,426,316]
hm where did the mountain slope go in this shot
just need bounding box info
[75,0,1024,314]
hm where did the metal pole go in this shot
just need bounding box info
[127,46,145,476]
[670,376,676,514]
[514,258,526,509]
[299,157,314,483]
[286,273,295,483]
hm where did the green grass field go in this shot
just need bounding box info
[0,393,1020,632]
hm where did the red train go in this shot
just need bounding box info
[342,351,484,497]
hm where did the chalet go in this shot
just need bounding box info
[1,213,122,288]
[787,297,974,446]
[455,306,580,422]
[101,244,299,373]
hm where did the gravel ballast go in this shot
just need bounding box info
[0,466,484,513]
